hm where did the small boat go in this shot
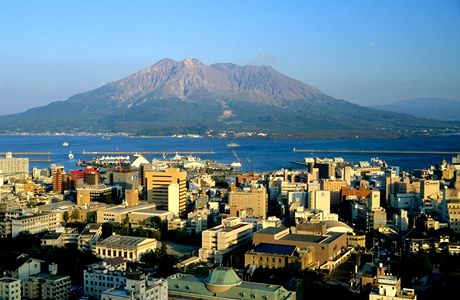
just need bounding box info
[226,142,240,148]
[68,151,74,159]
[63,141,69,147]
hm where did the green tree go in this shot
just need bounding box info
[63,211,70,224]
[71,209,81,221]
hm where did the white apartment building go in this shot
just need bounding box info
[101,273,167,300]
[11,212,60,237]
[0,152,29,179]
[84,260,126,299]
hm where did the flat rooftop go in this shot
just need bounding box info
[281,232,344,244]
[103,203,156,214]
[256,226,287,235]
[97,235,155,248]
[208,222,251,232]
[130,209,171,215]
[0,277,19,283]
[251,243,296,256]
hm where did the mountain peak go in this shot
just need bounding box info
[107,58,324,105]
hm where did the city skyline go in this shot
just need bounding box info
[1,0,460,115]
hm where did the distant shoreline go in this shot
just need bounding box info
[0,129,459,140]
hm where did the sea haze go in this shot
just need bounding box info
[0,135,459,172]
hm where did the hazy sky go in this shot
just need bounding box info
[1,0,459,115]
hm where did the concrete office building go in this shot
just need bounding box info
[11,212,60,238]
[321,179,347,207]
[199,217,253,263]
[145,168,187,217]
[96,202,156,223]
[228,185,268,219]
[84,259,127,299]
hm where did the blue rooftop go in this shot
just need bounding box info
[252,243,296,256]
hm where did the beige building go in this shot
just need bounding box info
[253,226,347,267]
[245,243,315,270]
[94,235,157,262]
[347,235,366,248]
[23,273,71,300]
[0,277,21,300]
[420,180,440,201]
[144,168,187,217]
[96,202,156,223]
[321,179,347,206]
[11,212,60,238]
[199,217,253,263]
[0,152,29,179]
[228,185,268,219]
[369,274,416,300]
[308,190,331,214]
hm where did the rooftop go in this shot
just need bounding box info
[281,232,344,244]
[251,243,296,256]
[256,226,287,235]
[97,235,156,248]
[0,277,19,283]
[102,202,156,214]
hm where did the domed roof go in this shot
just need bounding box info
[204,267,242,294]
[324,220,353,233]
[131,154,150,167]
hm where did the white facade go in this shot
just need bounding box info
[168,183,180,216]
[308,190,331,215]
[0,153,29,179]
[101,274,167,300]
[11,212,60,237]
[84,262,126,298]
[199,217,253,263]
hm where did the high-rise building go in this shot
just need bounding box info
[321,179,347,207]
[144,168,187,217]
[308,190,331,215]
[228,185,268,219]
[0,152,29,179]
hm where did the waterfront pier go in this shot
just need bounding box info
[291,149,460,155]
[81,150,216,155]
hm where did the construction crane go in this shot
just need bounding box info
[247,158,254,173]
[231,149,242,168]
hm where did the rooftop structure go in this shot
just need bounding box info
[168,267,296,300]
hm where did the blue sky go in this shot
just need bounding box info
[1,0,459,114]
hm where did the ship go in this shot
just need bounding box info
[68,151,74,159]
[88,155,131,167]
[62,141,69,147]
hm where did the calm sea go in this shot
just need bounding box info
[0,135,459,172]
